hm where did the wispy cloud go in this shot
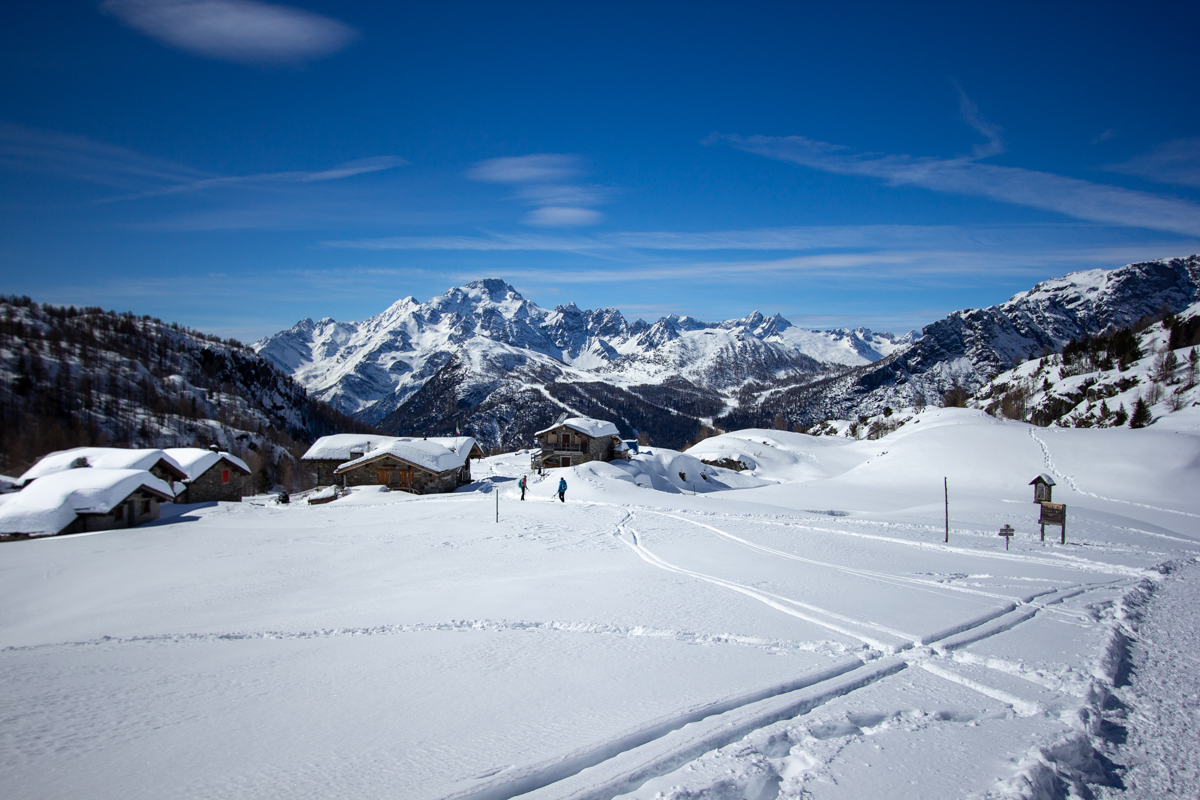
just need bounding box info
[0,123,405,202]
[466,154,580,184]
[488,247,1186,286]
[1107,138,1200,188]
[709,95,1200,237]
[953,83,1005,159]
[100,0,358,64]
[467,153,608,227]
[715,133,1200,237]
[102,156,408,201]
[524,206,604,227]
[324,223,1192,256]
[0,122,205,189]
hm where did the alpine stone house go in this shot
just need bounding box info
[0,468,175,538]
[16,447,188,489]
[165,447,252,503]
[301,434,482,494]
[532,416,627,470]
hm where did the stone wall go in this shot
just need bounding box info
[306,459,342,487]
[337,455,462,494]
[534,428,616,469]
[185,459,249,502]
[58,489,162,536]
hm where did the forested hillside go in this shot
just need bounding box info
[0,297,374,488]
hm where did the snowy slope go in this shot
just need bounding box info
[3,410,1199,799]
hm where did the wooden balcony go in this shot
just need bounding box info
[541,443,584,453]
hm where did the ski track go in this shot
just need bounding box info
[673,507,1153,579]
[573,497,1152,579]
[0,618,846,658]
[5,455,1182,800]
[641,509,1032,604]
[441,508,1126,800]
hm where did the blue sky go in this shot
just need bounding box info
[2,1,1199,340]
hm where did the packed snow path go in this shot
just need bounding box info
[1,409,1198,800]
[1097,561,1200,799]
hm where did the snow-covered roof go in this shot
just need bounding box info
[429,436,484,457]
[302,434,388,461]
[1030,473,1056,486]
[163,448,251,482]
[333,439,471,475]
[303,434,480,462]
[534,417,621,439]
[19,448,187,483]
[0,469,175,537]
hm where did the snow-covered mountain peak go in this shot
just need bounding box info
[721,310,793,339]
[254,279,942,427]
[425,278,532,321]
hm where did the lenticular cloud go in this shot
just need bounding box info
[100,0,358,64]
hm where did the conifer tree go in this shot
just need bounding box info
[1129,397,1152,428]
[1113,403,1129,426]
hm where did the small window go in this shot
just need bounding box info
[114,505,124,521]
[221,469,230,484]
[141,499,151,514]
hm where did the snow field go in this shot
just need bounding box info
[2,408,1199,799]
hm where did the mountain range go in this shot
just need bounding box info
[255,255,1200,450]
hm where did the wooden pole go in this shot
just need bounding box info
[495,487,499,523]
[1061,515,1065,545]
[944,477,949,543]
[1040,522,1045,542]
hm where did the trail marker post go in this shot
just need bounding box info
[944,477,949,543]
[495,486,499,523]
[998,524,1015,549]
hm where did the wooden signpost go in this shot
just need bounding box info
[1039,502,1066,544]
[998,524,1015,549]
[1030,474,1067,544]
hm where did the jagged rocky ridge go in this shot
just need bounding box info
[729,255,1200,429]
[256,257,1200,451]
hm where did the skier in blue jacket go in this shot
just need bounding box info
[557,477,567,503]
